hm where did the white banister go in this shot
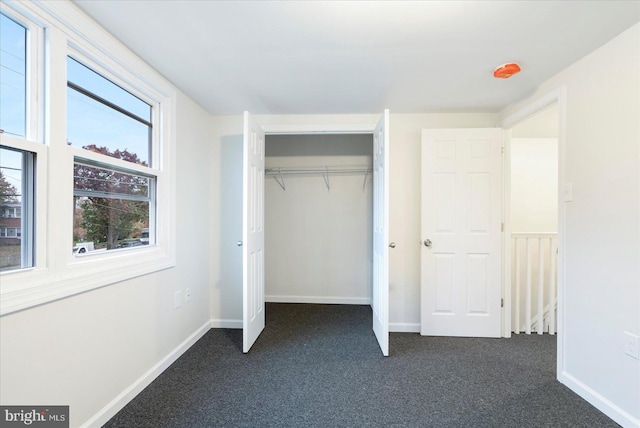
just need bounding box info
[511,233,558,334]
[537,239,544,335]
[525,239,531,334]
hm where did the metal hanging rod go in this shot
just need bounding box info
[265,165,372,175]
[264,164,373,191]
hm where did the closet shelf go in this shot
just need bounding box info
[264,164,373,191]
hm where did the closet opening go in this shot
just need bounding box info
[264,133,374,323]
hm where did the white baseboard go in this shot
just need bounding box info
[265,295,371,305]
[210,318,242,329]
[81,321,211,428]
[560,371,640,428]
[389,322,420,333]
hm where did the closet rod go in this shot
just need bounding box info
[264,165,372,191]
[264,165,372,175]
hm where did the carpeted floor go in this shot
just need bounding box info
[104,303,619,427]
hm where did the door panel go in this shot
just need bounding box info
[421,128,503,337]
[243,111,265,353]
[372,109,389,356]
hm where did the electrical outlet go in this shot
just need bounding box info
[185,288,191,303]
[624,331,639,359]
[174,290,182,309]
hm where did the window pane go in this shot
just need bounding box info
[67,57,151,122]
[74,197,150,252]
[1,147,31,272]
[73,161,153,253]
[0,13,27,138]
[67,58,152,166]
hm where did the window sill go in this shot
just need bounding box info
[0,248,175,316]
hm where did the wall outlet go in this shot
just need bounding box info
[174,290,182,309]
[624,331,639,359]
[185,288,191,303]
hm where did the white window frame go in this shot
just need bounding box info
[0,4,46,281]
[0,1,176,315]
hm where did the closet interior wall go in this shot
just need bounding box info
[265,134,374,305]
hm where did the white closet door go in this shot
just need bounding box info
[372,109,390,356]
[242,111,265,353]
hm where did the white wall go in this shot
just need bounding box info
[265,134,373,304]
[500,23,640,427]
[209,113,499,331]
[510,138,558,233]
[0,91,214,427]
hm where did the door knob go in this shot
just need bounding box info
[236,241,243,247]
[389,242,396,248]
[424,239,432,248]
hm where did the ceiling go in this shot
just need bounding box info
[72,1,639,116]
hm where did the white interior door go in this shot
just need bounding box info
[372,109,390,356]
[242,111,265,353]
[420,128,503,337]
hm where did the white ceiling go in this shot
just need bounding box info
[72,1,639,116]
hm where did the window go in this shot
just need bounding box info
[1,1,175,316]
[0,13,27,139]
[67,57,152,166]
[68,57,156,254]
[0,146,34,272]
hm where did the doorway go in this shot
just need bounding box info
[500,89,566,379]
[508,104,559,335]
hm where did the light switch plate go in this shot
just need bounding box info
[563,183,573,202]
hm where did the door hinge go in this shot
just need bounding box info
[501,298,504,308]
[501,222,504,232]
[501,146,505,155]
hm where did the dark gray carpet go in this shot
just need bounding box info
[104,303,618,428]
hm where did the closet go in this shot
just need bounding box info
[264,134,374,305]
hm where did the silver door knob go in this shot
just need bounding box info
[236,241,243,247]
[424,239,432,248]
[389,242,396,248]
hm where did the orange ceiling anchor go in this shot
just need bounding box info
[493,62,521,79]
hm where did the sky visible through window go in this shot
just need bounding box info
[0,13,27,138]
[67,57,152,166]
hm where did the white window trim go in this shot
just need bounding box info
[0,0,176,316]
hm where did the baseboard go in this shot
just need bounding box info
[389,322,420,333]
[81,320,211,428]
[210,318,242,329]
[559,371,640,428]
[266,295,371,305]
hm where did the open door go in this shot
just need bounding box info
[372,109,390,356]
[420,128,503,337]
[242,111,265,353]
